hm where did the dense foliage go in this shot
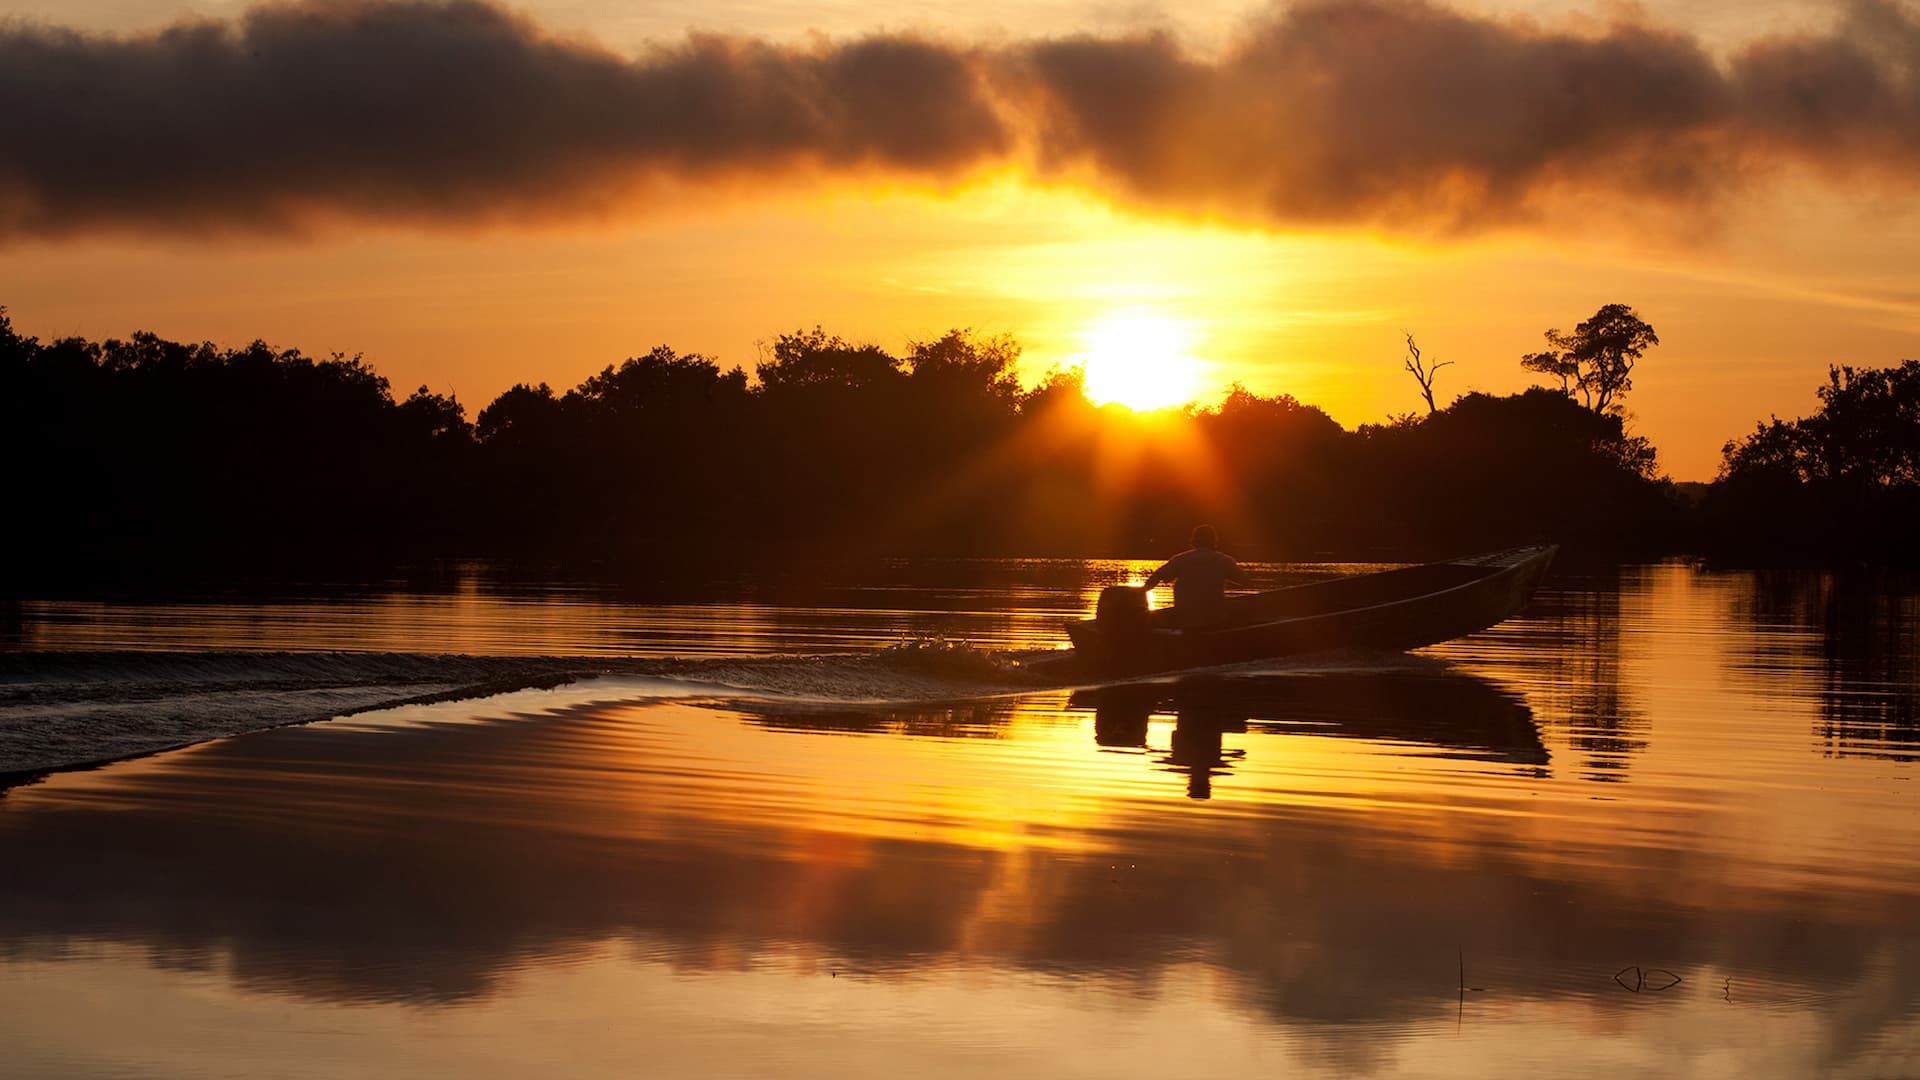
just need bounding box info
[0,308,1693,583]
[1709,360,1920,562]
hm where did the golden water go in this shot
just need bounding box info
[2,561,1916,1077]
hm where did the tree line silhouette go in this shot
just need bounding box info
[2,302,1909,585]
[1707,360,1920,562]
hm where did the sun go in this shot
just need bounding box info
[1079,310,1205,411]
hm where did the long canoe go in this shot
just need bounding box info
[1027,544,1557,679]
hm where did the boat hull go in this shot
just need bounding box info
[1031,545,1556,679]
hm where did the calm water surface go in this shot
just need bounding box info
[1,560,1917,1078]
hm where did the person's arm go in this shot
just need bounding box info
[1142,558,1177,590]
[1226,560,1251,587]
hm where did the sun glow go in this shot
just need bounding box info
[1079,311,1205,411]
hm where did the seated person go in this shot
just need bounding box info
[1143,525,1249,629]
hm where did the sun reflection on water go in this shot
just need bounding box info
[3,563,1920,1077]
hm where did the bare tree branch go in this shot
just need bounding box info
[1402,331,1453,415]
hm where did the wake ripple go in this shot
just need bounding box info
[0,645,1051,779]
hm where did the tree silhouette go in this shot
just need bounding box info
[1721,361,1920,487]
[904,328,1022,400]
[1710,359,1920,561]
[0,306,1712,587]
[1522,304,1658,415]
[1401,332,1452,415]
[757,327,901,392]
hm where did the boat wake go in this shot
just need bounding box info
[0,642,1455,781]
[0,644,1055,779]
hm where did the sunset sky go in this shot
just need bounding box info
[5,0,1919,478]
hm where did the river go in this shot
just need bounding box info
[1,558,1915,1077]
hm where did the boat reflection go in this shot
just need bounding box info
[740,669,1547,803]
[1075,664,1551,772]
[1077,669,1549,798]
[1074,682,1246,798]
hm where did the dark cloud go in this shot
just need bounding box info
[2,0,1919,239]
[1009,0,1913,229]
[0,0,1009,236]
[1733,2,1920,164]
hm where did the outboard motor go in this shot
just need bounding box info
[1096,584,1150,629]
[1092,585,1154,666]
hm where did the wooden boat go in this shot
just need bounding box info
[1027,545,1556,679]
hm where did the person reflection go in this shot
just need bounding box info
[1161,695,1246,800]
[1079,685,1246,799]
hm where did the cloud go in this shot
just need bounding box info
[2,0,1918,240]
[1010,4,1735,227]
[0,0,1010,236]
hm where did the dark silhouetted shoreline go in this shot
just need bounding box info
[6,308,1914,592]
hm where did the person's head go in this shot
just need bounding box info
[1191,524,1218,549]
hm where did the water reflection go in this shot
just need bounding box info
[735,670,1547,802]
[1068,671,1546,798]
[742,699,1017,740]
[1517,577,1647,781]
[4,676,1912,1030]
[3,564,1920,1077]
[3,556,1331,657]
[1726,571,1920,761]
[1076,684,1247,799]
